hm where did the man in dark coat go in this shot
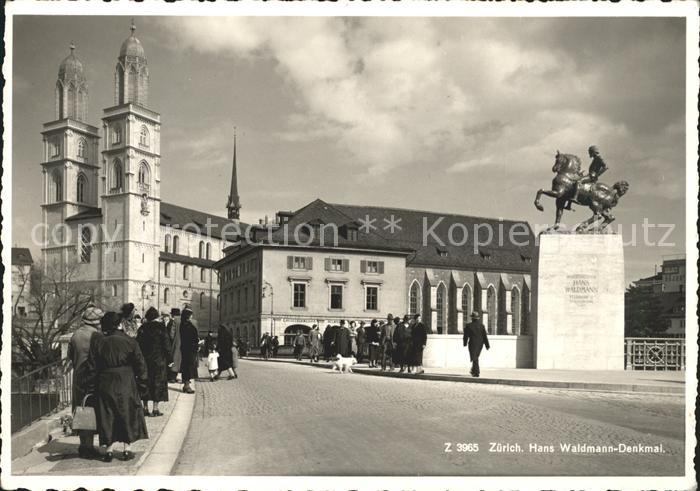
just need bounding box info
[323,324,334,361]
[411,314,428,374]
[260,332,271,359]
[379,314,395,371]
[356,321,367,363]
[217,324,234,376]
[166,308,181,382]
[137,307,171,416]
[84,312,148,462]
[463,311,490,377]
[179,306,199,393]
[366,319,380,368]
[335,320,351,357]
[394,315,413,373]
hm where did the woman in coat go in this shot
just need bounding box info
[411,314,427,374]
[85,312,148,462]
[217,324,236,379]
[179,307,200,394]
[322,324,334,361]
[136,307,170,417]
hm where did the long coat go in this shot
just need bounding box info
[179,319,200,381]
[85,331,149,446]
[393,323,413,364]
[463,321,490,361]
[217,325,234,371]
[137,321,171,402]
[68,324,101,412]
[379,323,395,355]
[411,322,428,366]
[167,316,182,372]
[335,326,351,357]
[322,325,335,356]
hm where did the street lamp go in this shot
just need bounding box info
[263,281,274,337]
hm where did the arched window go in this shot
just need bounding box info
[173,236,179,254]
[164,234,171,253]
[112,124,122,144]
[79,226,92,263]
[198,241,205,259]
[183,265,189,280]
[112,284,118,297]
[436,283,446,334]
[164,262,170,277]
[164,288,170,304]
[199,292,205,308]
[77,138,87,159]
[76,173,87,203]
[51,169,63,202]
[511,286,521,335]
[486,285,497,335]
[206,242,212,260]
[50,137,61,158]
[112,159,123,191]
[409,281,421,316]
[462,284,472,331]
[139,125,149,147]
[522,285,531,335]
[138,161,149,185]
[200,268,207,283]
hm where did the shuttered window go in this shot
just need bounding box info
[361,260,384,274]
[288,256,313,270]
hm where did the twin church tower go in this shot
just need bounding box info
[41,23,241,323]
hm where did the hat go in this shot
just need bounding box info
[403,314,410,322]
[170,308,181,316]
[145,306,159,321]
[386,313,394,321]
[471,311,481,319]
[120,303,135,316]
[82,305,104,327]
[413,314,421,320]
[101,311,121,333]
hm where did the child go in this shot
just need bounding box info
[206,344,220,381]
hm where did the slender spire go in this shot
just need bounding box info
[130,18,136,36]
[227,128,242,220]
[69,40,76,54]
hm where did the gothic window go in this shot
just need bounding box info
[436,283,446,334]
[522,285,530,335]
[50,137,61,158]
[112,284,118,297]
[183,265,189,280]
[409,281,421,316]
[164,262,170,277]
[486,285,497,335]
[511,286,521,335]
[80,226,92,263]
[112,159,124,191]
[462,284,473,331]
[173,236,179,254]
[112,124,122,145]
[51,169,63,202]
[198,241,205,259]
[206,242,211,260]
[164,288,170,304]
[76,173,87,203]
[77,138,87,159]
[139,125,149,147]
[200,292,205,308]
[164,234,171,253]
[200,268,207,283]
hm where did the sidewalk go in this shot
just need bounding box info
[11,382,195,476]
[246,357,685,394]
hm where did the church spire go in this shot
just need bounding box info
[227,128,242,220]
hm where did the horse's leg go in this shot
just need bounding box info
[534,189,564,212]
[600,208,615,231]
[554,198,566,228]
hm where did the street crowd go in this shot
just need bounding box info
[67,302,239,463]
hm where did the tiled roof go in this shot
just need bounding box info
[12,247,34,265]
[160,202,249,241]
[66,207,102,222]
[160,251,216,268]
[331,203,534,272]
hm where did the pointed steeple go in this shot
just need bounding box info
[227,128,242,220]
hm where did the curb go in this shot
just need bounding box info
[136,384,196,475]
[244,357,684,394]
[10,408,71,461]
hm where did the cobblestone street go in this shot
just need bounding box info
[174,360,685,476]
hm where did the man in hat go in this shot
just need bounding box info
[462,311,490,377]
[179,305,199,393]
[566,145,609,209]
[308,324,322,363]
[166,308,181,382]
[379,314,396,371]
[411,314,428,375]
[68,304,104,458]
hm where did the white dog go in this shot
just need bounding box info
[331,354,357,374]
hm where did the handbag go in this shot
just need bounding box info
[72,394,97,431]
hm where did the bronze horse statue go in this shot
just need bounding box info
[534,151,629,232]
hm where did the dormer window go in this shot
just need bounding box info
[436,246,448,257]
[520,253,532,264]
[479,247,492,260]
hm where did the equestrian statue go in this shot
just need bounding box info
[533,145,629,232]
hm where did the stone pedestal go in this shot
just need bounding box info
[533,234,624,370]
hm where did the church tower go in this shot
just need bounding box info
[100,21,161,307]
[226,129,242,221]
[41,43,100,269]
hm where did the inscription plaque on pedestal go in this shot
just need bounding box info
[532,234,625,370]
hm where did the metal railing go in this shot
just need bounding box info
[624,337,685,371]
[11,359,73,434]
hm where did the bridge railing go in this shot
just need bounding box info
[624,337,685,371]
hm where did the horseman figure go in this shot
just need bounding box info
[534,147,629,232]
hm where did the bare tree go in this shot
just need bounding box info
[11,259,109,369]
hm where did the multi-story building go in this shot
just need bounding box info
[40,24,245,333]
[215,199,535,368]
[11,248,34,317]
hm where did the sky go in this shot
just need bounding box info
[10,15,687,284]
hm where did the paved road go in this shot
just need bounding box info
[173,360,685,476]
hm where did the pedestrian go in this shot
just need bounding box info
[179,306,199,393]
[293,329,306,360]
[271,335,280,358]
[349,321,358,357]
[323,324,334,361]
[260,332,271,360]
[206,344,219,382]
[395,315,413,373]
[68,304,104,459]
[84,311,148,462]
[391,316,404,370]
[380,314,395,371]
[336,320,351,357]
[119,303,139,338]
[356,321,366,364]
[136,307,170,417]
[463,311,490,377]
[308,324,322,363]
[203,330,216,358]
[166,308,181,383]
[411,314,427,374]
[366,319,380,368]
[217,324,236,380]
